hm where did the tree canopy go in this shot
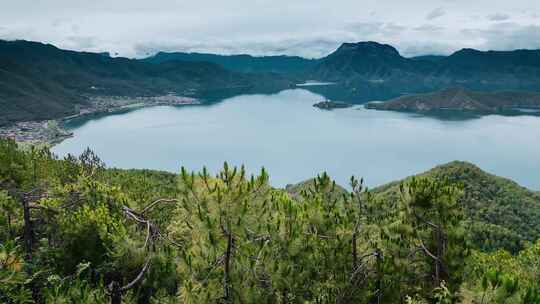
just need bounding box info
[0,138,538,303]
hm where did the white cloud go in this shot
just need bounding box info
[462,23,540,51]
[414,24,445,32]
[426,7,446,20]
[66,36,97,49]
[487,13,511,21]
[0,0,538,58]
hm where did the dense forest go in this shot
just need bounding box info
[1,138,540,303]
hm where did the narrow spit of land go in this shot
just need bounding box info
[313,100,353,110]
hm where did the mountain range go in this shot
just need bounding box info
[149,41,540,100]
[307,42,540,101]
[3,39,540,125]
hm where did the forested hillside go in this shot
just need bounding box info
[365,88,540,114]
[0,40,292,126]
[1,138,539,303]
[371,161,540,253]
[142,52,316,74]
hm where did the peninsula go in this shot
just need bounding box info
[365,88,540,114]
[0,95,200,146]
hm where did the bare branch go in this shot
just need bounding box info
[120,256,151,292]
[140,198,179,215]
[418,240,439,262]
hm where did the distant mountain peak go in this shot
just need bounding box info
[455,48,481,53]
[333,41,401,57]
[449,48,484,58]
[312,41,410,82]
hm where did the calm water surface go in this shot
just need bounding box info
[52,89,540,190]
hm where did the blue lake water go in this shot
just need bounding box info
[52,89,540,190]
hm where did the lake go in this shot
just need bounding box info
[52,89,540,190]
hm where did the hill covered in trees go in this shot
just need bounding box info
[0,40,293,126]
[286,162,540,254]
[371,161,540,253]
[142,52,316,75]
[1,137,540,303]
[365,88,540,114]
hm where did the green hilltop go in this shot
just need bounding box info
[371,161,540,253]
[287,161,540,253]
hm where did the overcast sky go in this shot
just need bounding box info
[1,0,539,58]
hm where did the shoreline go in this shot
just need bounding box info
[0,94,200,147]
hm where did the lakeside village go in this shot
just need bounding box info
[0,95,200,146]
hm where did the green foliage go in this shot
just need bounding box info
[103,168,178,208]
[175,164,273,302]
[402,177,468,297]
[41,263,109,304]
[467,239,540,303]
[373,161,540,253]
[0,138,539,303]
[0,241,33,303]
[0,191,20,240]
[0,139,28,186]
[370,177,468,303]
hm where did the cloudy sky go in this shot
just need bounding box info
[1,0,539,58]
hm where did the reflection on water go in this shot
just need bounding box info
[53,89,540,190]
[513,108,540,113]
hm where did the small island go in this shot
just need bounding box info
[365,88,540,115]
[313,100,353,110]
